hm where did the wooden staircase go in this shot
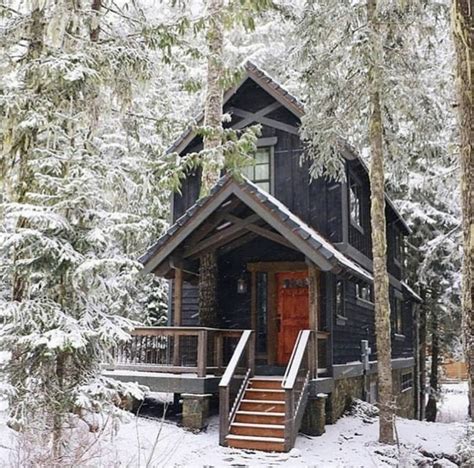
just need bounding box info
[219,330,314,453]
[226,376,286,452]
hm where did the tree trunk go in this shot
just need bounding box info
[367,0,395,444]
[198,0,224,328]
[90,0,101,42]
[199,251,218,328]
[200,0,224,197]
[418,292,428,420]
[451,0,473,421]
[425,309,439,422]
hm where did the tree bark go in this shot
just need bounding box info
[90,0,101,42]
[419,291,428,420]
[425,308,439,422]
[367,0,395,444]
[451,0,473,421]
[198,0,224,328]
[200,0,224,197]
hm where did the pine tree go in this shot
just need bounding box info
[0,0,187,460]
[451,0,473,421]
[296,0,457,440]
[366,0,394,444]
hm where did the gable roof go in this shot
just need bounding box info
[168,61,411,235]
[141,174,373,282]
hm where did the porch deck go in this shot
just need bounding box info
[104,326,332,394]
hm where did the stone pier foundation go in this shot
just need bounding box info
[182,393,212,430]
[301,394,328,436]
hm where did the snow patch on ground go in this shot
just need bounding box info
[0,382,469,467]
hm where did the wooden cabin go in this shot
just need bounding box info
[105,62,422,452]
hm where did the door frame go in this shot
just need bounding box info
[247,261,309,366]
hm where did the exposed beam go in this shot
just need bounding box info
[218,232,258,255]
[186,197,241,246]
[184,213,260,258]
[230,101,281,129]
[224,213,297,250]
[230,107,299,135]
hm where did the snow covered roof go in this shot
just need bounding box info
[167,61,411,235]
[401,281,423,303]
[140,174,373,282]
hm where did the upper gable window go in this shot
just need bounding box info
[242,146,272,193]
[349,177,362,230]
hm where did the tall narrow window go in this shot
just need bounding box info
[335,279,344,317]
[394,230,402,263]
[393,298,403,335]
[256,272,268,354]
[242,147,272,193]
[349,177,362,229]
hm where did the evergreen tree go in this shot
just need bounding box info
[0,0,187,460]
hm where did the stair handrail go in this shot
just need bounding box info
[218,329,255,446]
[281,329,314,451]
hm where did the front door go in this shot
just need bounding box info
[276,271,309,365]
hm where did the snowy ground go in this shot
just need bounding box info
[0,382,470,467]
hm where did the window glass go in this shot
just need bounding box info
[335,279,344,317]
[401,371,413,391]
[349,178,362,228]
[392,297,403,334]
[256,272,268,354]
[356,282,373,303]
[243,147,272,193]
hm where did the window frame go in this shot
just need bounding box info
[393,296,404,337]
[393,228,403,267]
[349,176,363,232]
[355,281,374,309]
[401,371,413,392]
[335,278,347,325]
[242,145,274,194]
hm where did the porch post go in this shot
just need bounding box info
[308,262,319,378]
[173,267,183,366]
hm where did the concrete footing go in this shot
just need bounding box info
[301,394,328,436]
[182,393,212,430]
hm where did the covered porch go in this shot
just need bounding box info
[105,175,371,450]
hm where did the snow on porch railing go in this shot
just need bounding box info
[110,327,244,378]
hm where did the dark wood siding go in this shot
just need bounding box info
[347,162,372,258]
[331,277,376,365]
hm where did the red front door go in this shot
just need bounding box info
[276,271,309,365]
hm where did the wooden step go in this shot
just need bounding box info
[244,388,285,401]
[239,399,286,412]
[230,422,285,438]
[234,410,285,425]
[226,434,286,452]
[249,377,283,390]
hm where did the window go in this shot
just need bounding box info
[256,272,268,354]
[401,371,413,391]
[242,146,272,193]
[349,177,362,229]
[335,279,345,318]
[356,282,373,304]
[394,230,403,263]
[393,297,403,335]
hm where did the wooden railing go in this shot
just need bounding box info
[282,330,315,451]
[111,327,243,378]
[218,330,255,446]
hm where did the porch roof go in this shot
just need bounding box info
[140,175,373,282]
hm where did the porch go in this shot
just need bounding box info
[113,175,372,451]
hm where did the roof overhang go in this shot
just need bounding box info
[140,175,373,283]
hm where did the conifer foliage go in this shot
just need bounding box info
[0,0,176,459]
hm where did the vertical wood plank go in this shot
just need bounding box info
[219,386,230,446]
[250,271,257,332]
[267,272,277,365]
[197,329,208,377]
[308,262,319,377]
[173,268,183,366]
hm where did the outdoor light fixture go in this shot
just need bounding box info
[237,276,247,294]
